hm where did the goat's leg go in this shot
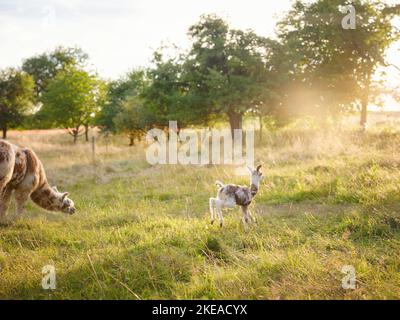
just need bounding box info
[247,209,257,223]
[241,206,250,224]
[0,187,13,221]
[240,206,252,231]
[209,198,216,225]
[215,200,224,227]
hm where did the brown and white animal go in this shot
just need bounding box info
[209,165,263,227]
[0,140,75,220]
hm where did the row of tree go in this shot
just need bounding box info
[0,47,105,141]
[1,0,399,143]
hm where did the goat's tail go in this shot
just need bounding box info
[215,180,225,188]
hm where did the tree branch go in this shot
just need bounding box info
[385,63,400,72]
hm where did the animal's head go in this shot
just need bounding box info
[247,165,263,185]
[52,186,76,215]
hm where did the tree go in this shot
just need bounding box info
[22,46,88,101]
[113,96,154,146]
[0,68,34,139]
[185,15,271,135]
[277,0,400,127]
[142,51,204,132]
[96,69,147,133]
[41,67,104,143]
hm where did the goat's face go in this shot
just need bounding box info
[247,165,263,185]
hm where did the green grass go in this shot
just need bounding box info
[1,122,400,299]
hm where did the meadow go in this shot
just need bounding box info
[0,114,400,299]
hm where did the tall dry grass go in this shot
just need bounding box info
[0,115,399,299]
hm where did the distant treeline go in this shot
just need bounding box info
[1,0,399,144]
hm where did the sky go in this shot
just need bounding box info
[0,0,293,79]
[0,0,399,109]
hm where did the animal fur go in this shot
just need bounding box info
[0,140,75,220]
[209,165,263,227]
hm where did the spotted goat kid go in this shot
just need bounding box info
[209,165,263,227]
[0,140,76,220]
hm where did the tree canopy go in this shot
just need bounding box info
[0,68,34,138]
[41,67,105,143]
[96,69,147,133]
[276,0,400,125]
[184,14,272,133]
[22,46,88,101]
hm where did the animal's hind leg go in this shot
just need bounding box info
[209,198,216,225]
[0,187,13,220]
[215,200,225,227]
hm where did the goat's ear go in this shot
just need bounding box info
[52,186,58,192]
[247,165,253,174]
[256,165,262,172]
[62,192,69,200]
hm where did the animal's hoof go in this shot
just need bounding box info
[211,220,214,225]
[219,222,223,228]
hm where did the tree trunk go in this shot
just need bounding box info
[228,112,243,138]
[360,72,371,130]
[177,127,181,143]
[73,133,78,144]
[129,134,135,146]
[84,124,89,142]
[72,125,80,144]
[2,126,7,139]
[259,115,263,142]
[360,101,367,130]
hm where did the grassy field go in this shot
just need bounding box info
[0,117,400,299]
